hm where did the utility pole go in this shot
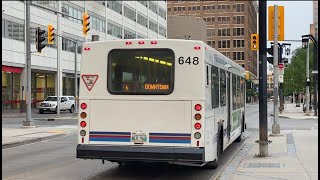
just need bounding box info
[75,42,78,113]
[257,0,269,157]
[23,0,35,127]
[314,39,318,116]
[305,40,310,116]
[56,1,61,117]
[272,5,280,135]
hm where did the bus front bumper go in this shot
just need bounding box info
[77,144,205,162]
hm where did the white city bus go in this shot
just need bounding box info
[76,39,246,168]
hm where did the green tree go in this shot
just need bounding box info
[283,43,315,96]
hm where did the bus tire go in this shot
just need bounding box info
[205,128,222,169]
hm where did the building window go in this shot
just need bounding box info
[218,4,230,12]
[33,1,58,11]
[221,52,230,58]
[233,3,245,12]
[233,51,245,60]
[137,0,148,7]
[149,19,158,33]
[159,25,166,37]
[137,33,146,39]
[62,3,83,24]
[90,15,106,32]
[137,13,148,27]
[207,29,215,37]
[218,40,230,49]
[3,18,24,42]
[107,20,122,38]
[124,28,136,39]
[233,27,244,36]
[203,16,215,25]
[159,7,166,19]
[233,39,245,48]
[149,1,158,14]
[218,16,230,24]
[233,16,245,24]
[61,33,84,54]
[124,5,136,22]
[218,28,230,37]
[207,41,215,48]
[95,1,105,6]
[107,1,122,14]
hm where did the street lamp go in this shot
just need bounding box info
[301,35,315,116]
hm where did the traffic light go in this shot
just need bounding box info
[268,6,284,41]
[82,12,90,36]
[251,34,259,51]
[245,72,250,80]
[47,24,55,44]
[36,27,46,53]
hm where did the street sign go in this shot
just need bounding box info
[279,75,283,83]
[279,69,284,75]
[279,63,284,69]
[311,70,318,74]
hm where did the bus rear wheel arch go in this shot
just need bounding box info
[204,124,223,169]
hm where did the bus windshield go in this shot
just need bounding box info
[108,49,175,95]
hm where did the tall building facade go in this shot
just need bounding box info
[167,1,258,78]
[313,1,318,39]
[2,1,167,110]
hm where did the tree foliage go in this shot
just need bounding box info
[283,43,315,96]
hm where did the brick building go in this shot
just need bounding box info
[167,1,258,79]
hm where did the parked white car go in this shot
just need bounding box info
[38,96,75,114]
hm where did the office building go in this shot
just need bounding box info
[167,1,258,79]
[2,1,167,110]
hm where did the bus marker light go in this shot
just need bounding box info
[80,121,87,128]
[195,104,202,111]
[80,112,87,119]
[84,47,90,51]
[194,132,201,139]
[194,46,201,50]
[194,123,202,130]
[197,141,199,147]
[151,41,157,44]
[82,137,84,143]
[81,103,87,110]
[195,113,201,120]
[80,130,86,136]
[126,42,132,45]
[138,41,145,44]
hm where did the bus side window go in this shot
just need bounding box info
[211,66,219,108]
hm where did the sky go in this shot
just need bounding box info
[265,1,314,62]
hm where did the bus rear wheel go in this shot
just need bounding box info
[205,129,222,169]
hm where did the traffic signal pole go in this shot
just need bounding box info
[23,0,34,127]
[256,1,270,157]
[271,5,280,135]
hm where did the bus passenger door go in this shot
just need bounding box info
[227,72,231,140]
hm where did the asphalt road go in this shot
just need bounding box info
[2,103,317,180]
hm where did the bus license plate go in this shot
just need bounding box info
[132,131,147,144]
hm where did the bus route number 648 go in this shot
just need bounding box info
[178,56,199,65]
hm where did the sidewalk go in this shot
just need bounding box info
[2,108,78,120]
[2,125,77,149]
[272,103,318,119]
[217,129,318,180]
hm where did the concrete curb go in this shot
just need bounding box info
[2,133,66,149]
[270,113,318,119]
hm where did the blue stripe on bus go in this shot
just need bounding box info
[149,139,191,143]
[90,131,131,135]
[89,137,131,142]
[149,133,191,136]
